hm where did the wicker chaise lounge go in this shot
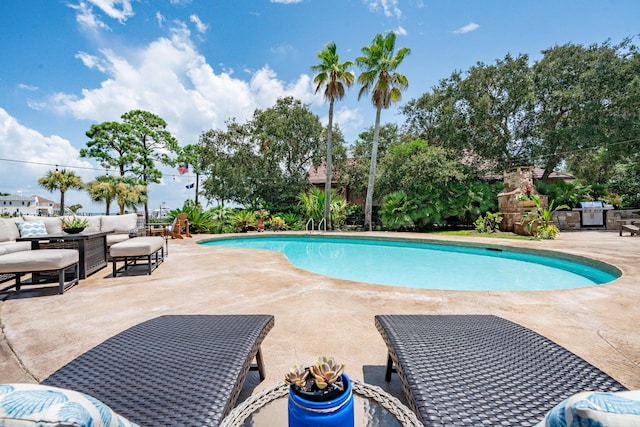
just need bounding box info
[42,314,274,427]
[375,314,626,427]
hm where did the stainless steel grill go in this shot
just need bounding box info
[577,201,612,227]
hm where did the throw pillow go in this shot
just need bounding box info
[0,383,139,427]
[16,222,47,238]
[536,390,640,427]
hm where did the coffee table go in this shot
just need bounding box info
[219,380,422,427]
[17,230,111,279]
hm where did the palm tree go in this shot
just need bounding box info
[356,32,410,230]
[38,169,84,215]
[86,175,117,215]
[311,42,354,230]
[114,178,147,215]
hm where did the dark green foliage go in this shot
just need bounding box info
[278,212,303,231]
[199,98,324,211]
[533,180,592,209]
[168,204,215,234]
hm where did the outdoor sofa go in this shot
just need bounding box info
[0,214,139,287]
[375,314,627,426]
[39,314,274,427]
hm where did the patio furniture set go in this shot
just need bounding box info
[0,314,632,427]
[0,213,168,294]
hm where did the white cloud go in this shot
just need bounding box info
[270,43,296,57]
[189,14,208,33]
[394,26,408,36]
[156,12,165,27]
[46,23,318,150]
[0,108,95,201]
[365,0,402,19]
[320,106,364,137]
[87,0,134,23]
[18,84,38,91]
[69,2,111,32]
[452,22,480,34]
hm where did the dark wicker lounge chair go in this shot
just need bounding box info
[375,314,626,427]
[42,314,274,427]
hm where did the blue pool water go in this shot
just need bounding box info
[201,236,620,291]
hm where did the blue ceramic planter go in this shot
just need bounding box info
[288,374,354,427]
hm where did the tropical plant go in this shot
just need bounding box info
[232,210,257,233]
[269,216,287,231]
[68,204,83,214]
[168,204,216,234]
[380,191,416,231]
[278,212,303,230]
[299,188,352,229]
[474,211,504,233]
[209,206,236,234]
[356,32,411,230]
[38,169,84,215]
[298,188,324,223]
[60,216,89,230]
[521,195,570,239]
[533,180,592,209]
[311,41,354,230]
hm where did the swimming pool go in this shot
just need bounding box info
[201,235,620,291]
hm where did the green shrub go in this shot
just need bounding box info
[233,210,257,232]
[474,211,503,233]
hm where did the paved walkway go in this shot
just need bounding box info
[1,231,639,392]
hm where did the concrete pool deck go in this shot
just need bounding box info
[1,230,639,395]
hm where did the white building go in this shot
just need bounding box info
[0,194,58,217]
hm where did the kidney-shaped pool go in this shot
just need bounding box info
[201,235,620,291]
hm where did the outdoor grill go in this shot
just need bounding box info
[576,200,613,227]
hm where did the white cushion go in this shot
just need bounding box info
[0,242,31,256]
[0,383,138,427]
[0,218,21,242]
[0,250,78,273]
[100,214,137,234]
[21,216,63,234]
[110,237,164,257]
[16,222,47,238]
[536,390,640,427]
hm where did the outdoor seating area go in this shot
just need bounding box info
[375,314,627,426]
[110,235,166,276]
[0,213,168,293]
[0,231,639,426]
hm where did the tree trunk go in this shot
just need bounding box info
[59,191,65,216]
[364,107,382,231]
[324,100,335,231]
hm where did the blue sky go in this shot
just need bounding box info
[1,0,638,213]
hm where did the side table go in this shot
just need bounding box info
[220,380,422,427]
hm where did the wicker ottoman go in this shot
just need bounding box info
[110,236,165,277]
[0,249,79,294]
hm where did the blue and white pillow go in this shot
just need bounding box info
[0,383,139,427]
[16,222,47,238]
[536,390,640,427]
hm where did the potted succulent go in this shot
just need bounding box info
[285,356,354,426]
[60,216,89,234]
